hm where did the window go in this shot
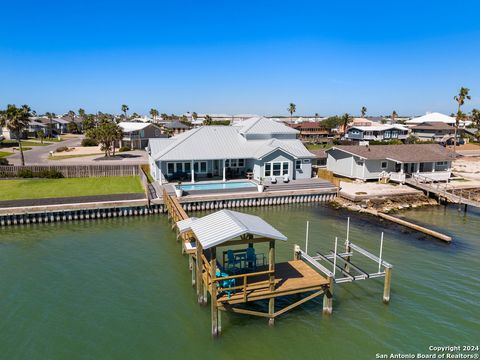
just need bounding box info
[231,159,237,167]
[296,160,302,170]
[194,162,198,172]
[184,162,191,172]
[167,163,174,175]
[381,161,388,169]
[238,159,245,167]
[303,159,310,163]
[140,130,145,137]
[273,163,281,176]
[200,162,207,173]
[282,162,289,175]
[265,163,271,177]
[436,161,447,166]
[155,129,160,136]
[225,159,230,167]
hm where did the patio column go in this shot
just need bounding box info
[191,160,195,183]
[222,159,226,182]
[432,162,435,173]
[416,163,420,173]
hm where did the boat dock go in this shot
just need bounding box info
[163,190,393,336]
[406,175,480,211]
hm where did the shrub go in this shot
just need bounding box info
[0,158,9,166]
[119,146,130,152]
[55,146,69,153]
[81,138,98,147]
[37,169,64,178]
[17,168,34,178]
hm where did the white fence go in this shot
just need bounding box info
[0,165,141,178]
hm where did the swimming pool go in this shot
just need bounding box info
[176,181,256,192]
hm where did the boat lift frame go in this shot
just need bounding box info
[295,218,393,314]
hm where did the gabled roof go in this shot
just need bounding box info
[411,122,453,130]
[236,117,299,135]
[176,210,287,250]
[407,112,456,124]
[118,122,158,132]
[163,120,189,129]
[149,126,314,161]
[328,144,455,163]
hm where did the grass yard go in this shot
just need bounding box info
[0,151,11,158]
[49,153,104,160]
[0,176,144,201]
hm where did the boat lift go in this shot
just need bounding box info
[295,218,393,313]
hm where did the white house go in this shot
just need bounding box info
[326,144,454,182]
[345,124,409,142]
[406,112,456,125]
[147,117,315,183]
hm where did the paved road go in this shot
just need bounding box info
[7,137,148,165]
[7,137,82,165]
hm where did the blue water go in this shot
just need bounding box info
[178,181,256,191]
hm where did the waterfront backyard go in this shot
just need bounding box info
[0,204,478,359]
[0,176,143,201]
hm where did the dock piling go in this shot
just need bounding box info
[383,267,392,304]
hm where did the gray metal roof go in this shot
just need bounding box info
[236,117,299,135]
[176,210,287,250]
[148,125,313,161]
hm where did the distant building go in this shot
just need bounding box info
[326,144,454,182]
[410,122,455,142]
[118,122,166,149]
[163,121,190,135]
[406,112,456,125]
[345,124,409,142]
[289,122,330,143]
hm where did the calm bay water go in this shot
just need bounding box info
[0,204,479,359]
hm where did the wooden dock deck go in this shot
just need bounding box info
[211,260,329,304]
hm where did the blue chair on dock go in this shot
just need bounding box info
[245,248,266,272]
[226,250,241,274]
[216,269,236,299]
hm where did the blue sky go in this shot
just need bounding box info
[1,0,479,116]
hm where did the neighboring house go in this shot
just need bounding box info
[345,124,409,142]
[118,122,166,149]
[27,120,47,137]
[410,122,455,142]
[310,149,327,167]
[147,117,315,183]
[406,112,456,125]
[36,117,69,134]
[163,120,190,135]
[326,144,454,182]
[1,120,46,139]
[289,122,330,143]
[1,126,15,140]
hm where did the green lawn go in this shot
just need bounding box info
[0,151,11,158]
[49,153,103,160]
[0,176,144,201]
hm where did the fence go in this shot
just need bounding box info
[316,168,341,187]
[0,165,141,178]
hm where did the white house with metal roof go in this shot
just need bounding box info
[406,112,456,125]
[147,117,316,183]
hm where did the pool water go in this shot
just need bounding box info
[177,181,256,191]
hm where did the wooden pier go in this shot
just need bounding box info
[406,175,480,211]
[163,190,393,336]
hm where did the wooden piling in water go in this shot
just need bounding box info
[322,276,334,315]
[383,267,392,304]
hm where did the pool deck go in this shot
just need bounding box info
[153,178,337,203]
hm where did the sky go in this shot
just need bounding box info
[1,0,480,117]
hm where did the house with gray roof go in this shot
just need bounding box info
[147,117,315,183]
[326,144,454,182]
[346,124,409,142]
[118,122,166,149]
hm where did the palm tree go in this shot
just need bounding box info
[341,113,351,135]
[391,110,398,123]
[361,106,367,118]
[287,103,296,122]
[67,110,75,120]
[150,108,159,122]
[121,104,129,120]
[453,87,471,154]
[203,115,212,126]
[192,112,198,120]
[0,104,32,166]
[45,111,56,138]
[78,108,86,119]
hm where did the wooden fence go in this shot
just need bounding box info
[0,165,141,178]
